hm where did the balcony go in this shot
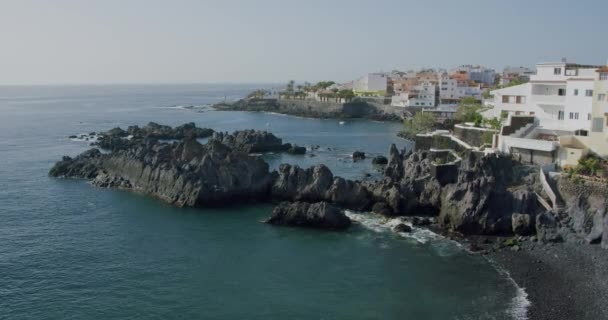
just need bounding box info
[531,94,565,105]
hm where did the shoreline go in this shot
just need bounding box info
[487,243,608,320]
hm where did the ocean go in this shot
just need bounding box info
[0,84,526,319]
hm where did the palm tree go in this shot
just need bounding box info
[331,88,339,102]
[286,80,295,94]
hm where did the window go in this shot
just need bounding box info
[565,69,578,76]
[600,73,608,81]
[586,90,594,97]
[502,95,509,103]
[569,112,574,119]
[598,94,606,101]
[575,112,579,120]
[588,113,591,120]
[592,118,604,132]
[574,89,579,96]
[558,88,566,96]
[575,129,588,136]
[558,111,564,120]
[554,68,562,75]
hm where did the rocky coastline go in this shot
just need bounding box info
[51,123,608,320]
[213,98,402,122]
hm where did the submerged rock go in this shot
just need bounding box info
[352,151,365,161]
[393,223,412,233]
[372,202,393,217]
[372,155,388,165]
[265,201,351,230]
[287,145,306,155]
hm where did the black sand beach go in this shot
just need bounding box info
[490,244,608,320]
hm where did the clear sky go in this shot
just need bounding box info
[0,0,606,85]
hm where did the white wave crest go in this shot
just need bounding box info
[345,210,441,244]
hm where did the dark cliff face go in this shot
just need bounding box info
[377,144,540,235]
[270,164,371,211]
[51,136,273,207]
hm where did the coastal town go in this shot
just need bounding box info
[245,59,608,181]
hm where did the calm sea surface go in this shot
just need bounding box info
[0,84,524,319]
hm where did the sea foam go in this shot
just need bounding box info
[345,210,441,244]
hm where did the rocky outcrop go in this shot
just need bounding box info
[51,131,273,207]
[209,130,305,154]
[554,176,608,245]
[352,151,365,161]
[52,124,551,238]
[49,148,104,179]
[94,122,214,151]
[370,144,542,236]
[372,155,388,165]
[512,213,534,235]
[264,201,351,230]
[535,211,563,243]
[270,164,372,210]
[213,98,401,121]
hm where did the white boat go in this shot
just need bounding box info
[339,121,345,125]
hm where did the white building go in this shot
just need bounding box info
[439,73,483,105]
[421,105,458,122]
[352,73,388,94]
[562,66,608,159]
[487,60,600,133]
[451,65,496,86]
[391,82,436,107]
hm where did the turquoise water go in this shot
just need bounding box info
[0,85,523,319]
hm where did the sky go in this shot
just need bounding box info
[0,0,607,85]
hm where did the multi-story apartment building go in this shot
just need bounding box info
[451,65,496,86]
[572,66,608,157]
[487,60,605,165]
[351,73,388,96]
[487,60,600,132]
[439,73,483,105]
[391,82,436,107]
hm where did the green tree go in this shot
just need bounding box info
[313,81,335,91]
[456,97,484,126]
[402,112,437,138]
[484,117,502,131]
[247,89,268,99]
[337,89,355,102]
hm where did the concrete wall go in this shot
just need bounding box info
[453,125,496,147]
[501,116,534,136]
[510,147,556,165]
[414,134,468,153]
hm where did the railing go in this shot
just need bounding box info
[531,94,565,105]
[539,164,559,211]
